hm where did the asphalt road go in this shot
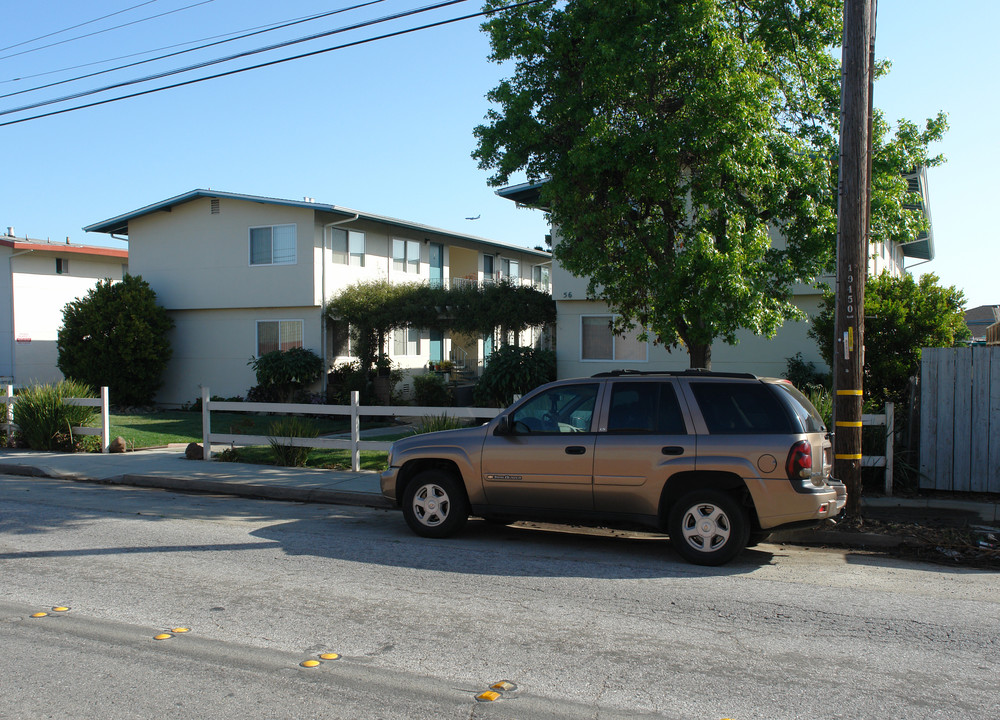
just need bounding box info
[2,475,998,719]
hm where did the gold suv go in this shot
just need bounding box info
[381,371,846,565]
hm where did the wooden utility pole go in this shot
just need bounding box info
[834,0,875,516]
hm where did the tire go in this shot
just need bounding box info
[746,531,771,547]
[668,489,750,566]
[401,470,469,538]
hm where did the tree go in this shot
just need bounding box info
[57,275,174,406]
[473,0,946,369]
[809,272,969,409]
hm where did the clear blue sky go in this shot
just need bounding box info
[2,0,995,308]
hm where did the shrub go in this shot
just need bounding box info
[474,346,556,407]
[413,373,452,407]
[783,352,830,390]
[266,416,318,467]
[57,274,174,406]
[13,380,98,451]
[415,413,468,434]
[248,348,324,403]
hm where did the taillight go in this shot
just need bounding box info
[786,440,812,483]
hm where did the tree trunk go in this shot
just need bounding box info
[689,344,711,370]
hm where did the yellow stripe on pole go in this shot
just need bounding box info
[835,453,863,460]
[835,421,863,427]
[836,389,863,396]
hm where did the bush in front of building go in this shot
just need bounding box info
[57,274,174,407]
[13,380,98,451]
[473,346,556,408]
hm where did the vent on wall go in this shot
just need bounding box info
[210,198,220,214]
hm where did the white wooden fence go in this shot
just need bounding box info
[919,346,1000,493]
[200,387,501,470]
[861,403,894,495]
[2,385,112,453]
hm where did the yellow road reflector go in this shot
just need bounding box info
[30,612,49,618]
[153,633,174,640]
[476,691,501,703]
[171,627,191,633]
[52,607,70,612]
[319,653,340,660]
[490,680,518,693]
[300,660,321,668]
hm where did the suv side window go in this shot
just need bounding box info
[607,382,686,434]
[511,383,598,433]
[690,382,793,434]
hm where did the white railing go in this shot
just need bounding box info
[2,384,111,453]
[448,344,469,370]
[200,387,501,471]
[861,402,894,496]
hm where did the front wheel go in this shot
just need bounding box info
[668,490,749,566]
[401,470,469,538]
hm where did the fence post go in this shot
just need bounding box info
[202,386,212,461]
[4,384,11,447]
[883,402,894,496]
[100,386,110,453]
[351,390,360,472]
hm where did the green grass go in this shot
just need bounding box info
[217,446,391,472]
[108,411,389,449]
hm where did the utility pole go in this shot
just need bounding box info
[834,0,875,517]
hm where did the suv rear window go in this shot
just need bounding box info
[770,381,827,433]
[690,382,793,434]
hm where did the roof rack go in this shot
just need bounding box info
[590,369,758,379]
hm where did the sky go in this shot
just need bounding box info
[1,0,996,309]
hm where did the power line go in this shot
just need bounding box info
[0,0,466,117]
[0,0,162,53]
[0,0,218,62]
[0,0,386,99]
[0,0,544,129]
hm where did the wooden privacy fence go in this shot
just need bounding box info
[919,347,1000,493]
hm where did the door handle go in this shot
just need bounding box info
[661,446,684,456]
[566,446,587,455]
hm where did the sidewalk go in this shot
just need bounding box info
[1,445,997,550]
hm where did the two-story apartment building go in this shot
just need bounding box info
[85,190,552,406]
[1,229,128,387]
[499,168,934,379]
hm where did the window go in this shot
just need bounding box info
[55,258,69,274]
[250,224,296,266]
[394,327,421,356]
[690,382,793,434]
[330,228,365,266]
[532,265,550,291]
[581,316,647,362]
[257,320,303,355]
[392,238,420,273]
[510,383,599,433]
[483,254,495,279]
[501,258,519,280]
[606,382,686,434]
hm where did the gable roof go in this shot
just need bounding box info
[84,189,551,258]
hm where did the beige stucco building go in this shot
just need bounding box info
[499,168,934,380]
[1,230,128,387]
[85,190,552,406]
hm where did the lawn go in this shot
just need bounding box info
[215,433,414,472]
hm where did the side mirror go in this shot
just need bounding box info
[493,415,512,436]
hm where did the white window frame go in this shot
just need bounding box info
[256,319,304,356]
[532,264,550,291]
[580,315,648,363]
[393,327,421,356]
[501,258,520,281]
[392,238,421,274]
[249,224,297,266]
[330,228,366,267]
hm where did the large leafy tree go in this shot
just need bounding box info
[473,0,945,368]
[57,274,174,406]
[809,272,969,409]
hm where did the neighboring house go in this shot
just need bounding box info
[1,229,128,387]
[84,190,552,406]
[499,168,934,379]
[964,305,1000,344]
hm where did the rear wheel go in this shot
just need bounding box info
[402,470,469,538]
[668,489,749,566]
